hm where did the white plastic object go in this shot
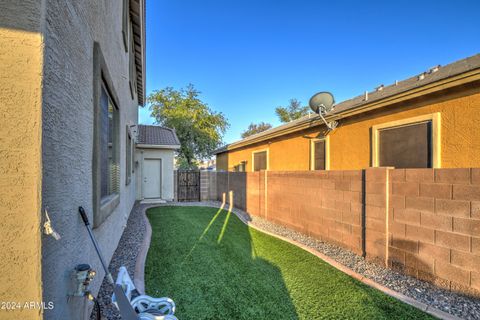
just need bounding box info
[112,266,177,320]
[43,210,61,240]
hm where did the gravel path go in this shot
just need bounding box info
[93,201,480,319]
[160,201,480,320]
[91,202,149,320]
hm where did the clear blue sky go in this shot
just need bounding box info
[140,0,480,144]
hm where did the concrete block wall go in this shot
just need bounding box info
[387,168,480,296]
[201,168,480,297]
[227,172,247,210]
[246,172,265,218]
[364,168,389,264]
[216,172,229,202]
[266,170,364,255]
[200,170,217,201]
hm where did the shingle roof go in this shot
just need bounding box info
[333,53,480,114]
[214,53,480,154]
[137,125,180,146]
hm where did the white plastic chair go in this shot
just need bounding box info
[112,266,178,320]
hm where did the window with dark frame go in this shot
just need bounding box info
[253,151,267,171]
[234,161,246,172]
[378,121,432,168]
[313,140,326,170]
[100,85,120,200]
[129,21,137,99]
[126,127,132,185]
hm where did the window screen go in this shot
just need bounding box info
[100,85,119,199]
[313,140,326,170]
[253,151,267,171]
[378,121,432,168]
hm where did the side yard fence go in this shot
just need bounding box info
[200,168,480,297]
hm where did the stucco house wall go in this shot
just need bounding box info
[0,1,45,319]
[135,148,176,201]
[1,1,144,319]
[217,85,480,171]
[40,1,142,319]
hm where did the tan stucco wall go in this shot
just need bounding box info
[0,26,43,320]
[218,89,480,171]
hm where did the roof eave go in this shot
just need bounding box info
[136,143,181,150]
[215,66,480,154]
[130,0,146,106]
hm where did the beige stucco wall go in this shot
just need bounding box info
[218,88,480,171]
[136,148,176,201]
[0,1,45,319]
[40,1,140,319]
[1,1,143,319]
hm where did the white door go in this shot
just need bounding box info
[143,159,161,198]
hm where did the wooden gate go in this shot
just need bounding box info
[177,170,200,201]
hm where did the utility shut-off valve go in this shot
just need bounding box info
[72,264,96,300]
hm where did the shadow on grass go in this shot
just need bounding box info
[145,204,434,320]
[145,204,299,320]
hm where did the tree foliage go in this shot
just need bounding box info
[275,98,309,123]
[147,84,229,168]
[241,122,272,138]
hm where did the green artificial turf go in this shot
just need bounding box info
[145,206,433,320]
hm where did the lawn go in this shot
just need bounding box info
[145,206,433,320]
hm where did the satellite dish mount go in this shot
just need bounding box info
[308,91,338,130]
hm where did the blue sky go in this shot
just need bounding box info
[140,0,480,144]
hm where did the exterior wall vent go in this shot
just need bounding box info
[428,65,441,73]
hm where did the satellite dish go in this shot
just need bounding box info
[309,91,335,115]
[308,91,338,130]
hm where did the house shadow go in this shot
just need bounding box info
[145,200,299,320]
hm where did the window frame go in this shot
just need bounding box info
[310,136,330,170]
[128,20,137,99]
[234,161,247,172]
[93,42,121,228]
[251,149,269,172]
[125,126,133,185]
[100,84,120,199]
[371,113,441,168]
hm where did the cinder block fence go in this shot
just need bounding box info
[200,168,480,297]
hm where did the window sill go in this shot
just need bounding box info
[94,193,120,228]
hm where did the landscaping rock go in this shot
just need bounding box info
[94,201,480,319]
[91,203,149,320]
[165,201,480,320]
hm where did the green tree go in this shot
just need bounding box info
[241,122,272,138]
[275,98,309,123]
[147,84,229,169]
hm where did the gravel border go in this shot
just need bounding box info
[93,201,480,319]
[156,201,480,320]
[91,202,152,320]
